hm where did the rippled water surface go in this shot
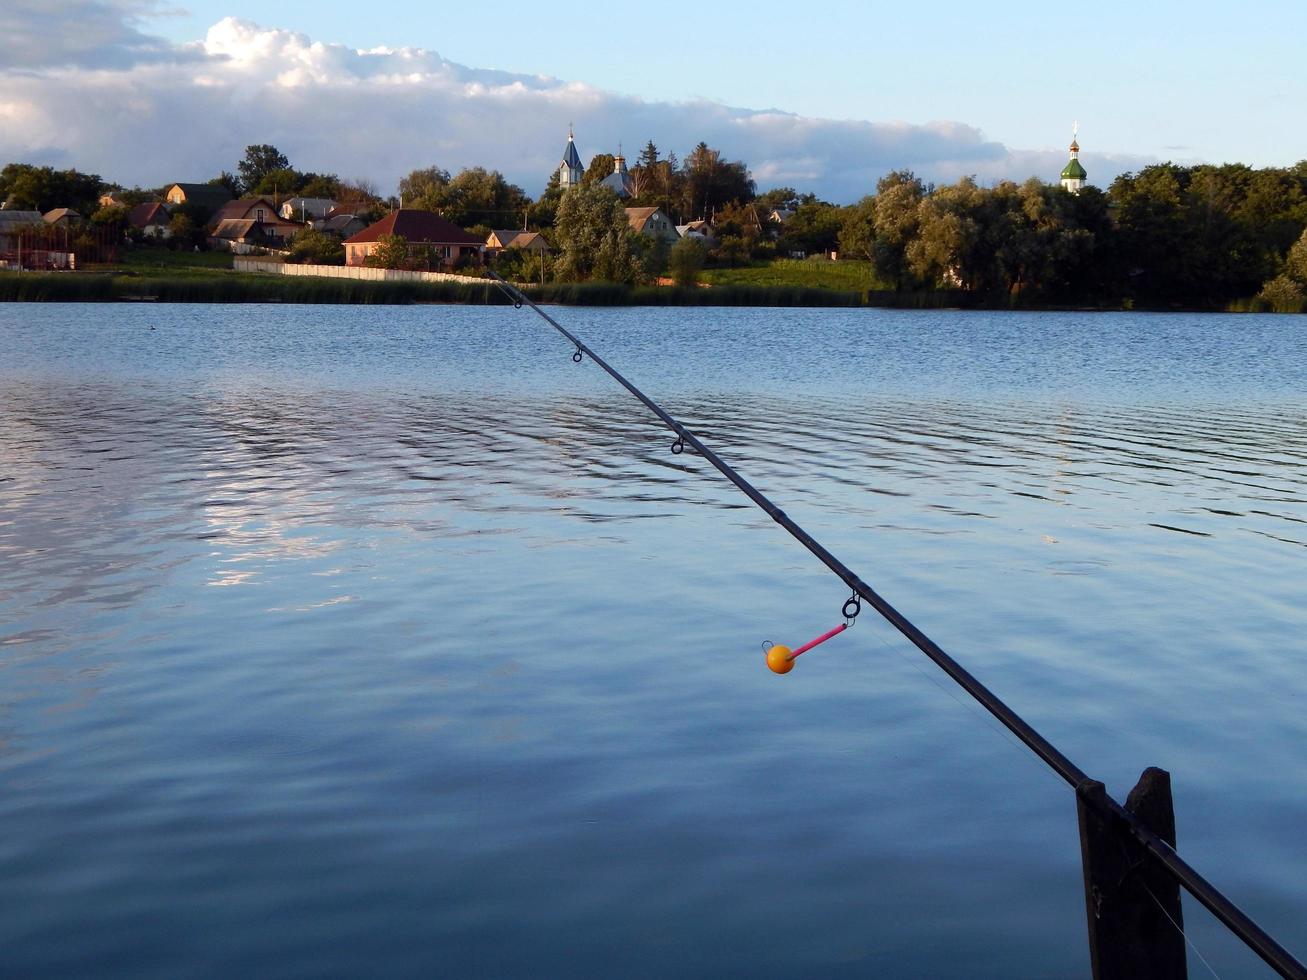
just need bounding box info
[2,303,1305,978]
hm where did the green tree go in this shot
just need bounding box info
[668,236,708,287]
[495,245,552,284]
[776,201,844,256]
[839,196,876,263]
[0,163,103,214]
[530,171,564,229]
[629,145,681,217]
[1284,227,1307,284]
[211,171,242,199]
[680,142,754,219]
[168,212,204,250]
[90,204,129,244]
[399,166,451,210]
[871,171,925,292]
[582,153,616,187]
[755,187,799,212]
[711,201,768,263]
[1256,275,1306,313]
[251,167,305,201]
[287,228,346,265]
[440,167,530,227]
[297,173,342,200]
[554,184,639,283]
[365,233,409,269]
[907,177,985,290]
[236,144,290,195]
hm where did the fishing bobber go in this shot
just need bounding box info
[764,623,848,674]
[766,644,795,674]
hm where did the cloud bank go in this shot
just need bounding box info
[0,6,1153,201]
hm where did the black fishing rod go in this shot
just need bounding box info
[485,272,1305,979]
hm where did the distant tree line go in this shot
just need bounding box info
[3,143,1305,309]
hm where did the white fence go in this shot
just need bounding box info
[234,257,479,285]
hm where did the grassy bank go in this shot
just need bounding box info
[5,267,1290,312]
[0,271,863,307]
[702,258,886,292]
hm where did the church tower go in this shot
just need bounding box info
[1060,126,1087,194]
[559,128,583,190]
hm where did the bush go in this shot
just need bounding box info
[286,228,345,265]
[1255,275,1307,314]
[667,237,708,287]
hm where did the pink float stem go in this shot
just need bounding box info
[788,622,847,661]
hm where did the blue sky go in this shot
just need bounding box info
[2,1,1303,199]
[143,0,1307,168]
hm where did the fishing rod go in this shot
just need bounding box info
[484,271,1305,979]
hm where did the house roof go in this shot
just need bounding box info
[129,202,170,228]
[210,197,278,226]
[488,230,545,250]
[344,209,482,247]
[676,223,716,239]
[282,197,336,216]
[0,210,45,227]
[210,218,269,241]
[321,214,363,234]
[560,135,583,171]
[624,207,664,234]
[167,183,233,208]
[600,172,633,199]
[1061,158,1087,181]
[43,208,82,223]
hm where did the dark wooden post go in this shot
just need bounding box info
[1077,767,1187,979]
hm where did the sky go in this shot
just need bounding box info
[2,0,1305,202]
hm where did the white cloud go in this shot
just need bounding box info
[0,13,1154,201]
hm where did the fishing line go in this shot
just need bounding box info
[1144,879,1224,980]
[485,272,1306,979]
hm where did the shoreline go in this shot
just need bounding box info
[0,270,1288,313]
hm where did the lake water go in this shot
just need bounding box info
[1,302,1304,978]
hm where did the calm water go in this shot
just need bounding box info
[1,303,1304,978]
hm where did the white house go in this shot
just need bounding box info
[280,197,336,222]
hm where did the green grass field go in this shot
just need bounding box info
[94,248,236,277]
[701,258,887,292]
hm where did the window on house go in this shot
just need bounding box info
[256,209,265,221]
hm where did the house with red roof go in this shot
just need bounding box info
[129,202,171,239]
[206,198,301,244]
[343,209,484,268]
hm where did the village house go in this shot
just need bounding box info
[343,209,484,268]
[207,197,301,245]
[43,208,82,227]
[624,207,678,243]
[164,183,233,213]
[280,197,336,223]
[485,229,548,256]
[129,202,171,239]
[676,219,716,245]
[0,210,46,261]
[314,213,367,238]
[208,219,286,254]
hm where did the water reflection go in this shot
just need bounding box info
[0,306,1304,978]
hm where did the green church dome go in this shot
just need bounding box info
[1061,158,1087,181]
